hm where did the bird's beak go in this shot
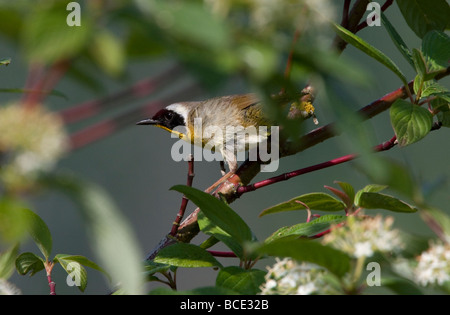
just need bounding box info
[136,118,159,125]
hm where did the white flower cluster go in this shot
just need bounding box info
[322,215,404,258]
[414,241,450,287]
[0,103,69,191]
[260,258,327,295]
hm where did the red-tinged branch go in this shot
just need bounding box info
[170,155,195,237]
[236,135,398,196]
[68,83,203,150]
[44,261,56,295]
[208,250,237,258]
[59,65,182,124]
[22,60,71,108]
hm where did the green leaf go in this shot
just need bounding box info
[0,197,31,243]
[362,157,418,198]
[54,254,88,292]
[356,192,417,213]
[55,254,108,277]
[422,30,450,71]
[354,184,388,206]
[265,215,346,243]
[21,6,92,64]
[136,0,230,50]
[89,30,125,77]
[390,99,433,146]
[171,185,252,244]
[335,181,355,205]
[396,0,450,38]
[412,48,427,79]
[0,57,11,66]
[38,173,145,294]
[259,193,345,217]
[0,244,19,279]
[22,209,52,260]
[15,252,45,276]
[421,83,450,98]
[197,211,245,260]
[154,243,222,268]
[382,277,423,295]
[144,261,172,277]
[256,238,351,278]
[332,23,408,86]
[216,266,266,295]
[381,13,414,70]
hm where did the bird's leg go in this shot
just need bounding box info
[205,153,237,194]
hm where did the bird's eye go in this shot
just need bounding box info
[165,112,174,121]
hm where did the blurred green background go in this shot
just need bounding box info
[0,1,448,294]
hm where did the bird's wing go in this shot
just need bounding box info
[230,93,261,111]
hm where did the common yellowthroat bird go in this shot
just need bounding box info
[137,92,316,190]
[136,93,273,174]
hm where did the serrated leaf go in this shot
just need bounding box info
[390,99,433,146]
[171,185,252,244]
[381,13,414,70]
[15,252,44,276]
[216,266,266,295]
[256,238,351,278]
[259,193,345,217]
[397,0,450,39]
[154,243,222,268]
[197,211,245,259]
[333,23,408,86]
[265,215,346,243]
[356,192,417,213]
[22,209,52,260]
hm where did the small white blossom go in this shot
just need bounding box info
[322,214,404,258]
[0,103,69,190]
[414,241,450,287]
[260,258,328,295]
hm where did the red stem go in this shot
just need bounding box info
[236,135,398,196]
[170,155,195,237]
[208,250,237,258]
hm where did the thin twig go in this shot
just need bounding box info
[170,155,195,237]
